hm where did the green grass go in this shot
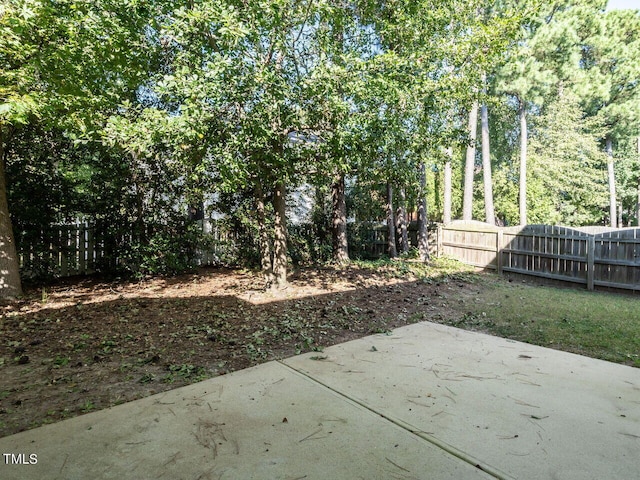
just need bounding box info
[352,255,477,282]
[361,257,640,367]
[449,276,640,368]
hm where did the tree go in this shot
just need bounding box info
[589,9,640,227]
[527,3,640,227]
[385,182,397,258]
[462,103,479,221]
[1,0,160,297]
[443,147,453,224]
[494,1,598,225]
[518,100,528,225]
[637,136,640,226]
[0,134,21,297]
[331,174,350,264]
[397,187,409,254]
[480,83,496,224]
[302,6,376,265]
[526,92,608,225]
[417,162,430,261]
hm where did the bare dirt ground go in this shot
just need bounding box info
[0,263,478,438]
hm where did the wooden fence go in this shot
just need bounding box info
[17,220,235,278]
[17,220,439,278]
[351,221,439,259]
[19,219,640,291]
[440,221,640,292]
[18,223,107,278]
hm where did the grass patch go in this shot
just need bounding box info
[448,276,640,367]
[352,255,478,282]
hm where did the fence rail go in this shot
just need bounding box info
[440,221,640,292]
[17,220,235,278]
[18,223,106,278]
[17,220,437,278]
[19,219,640,292]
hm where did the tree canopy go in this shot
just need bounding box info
[2,0,640,296]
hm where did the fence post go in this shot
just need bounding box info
[587,236,595,291]
[437,224,443,258]
[496,230,503,274]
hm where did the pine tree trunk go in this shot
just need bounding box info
[606,136,617,228]
[443,147,452,224]
[417,162,430,262]
[331,173,349,264]
[272,181,288,288]
[0,134,23,299]
[519,101,528,226]
[463,102,478,221]
[255,181,274,288]
[386,182,397,258]
[618,204,623,228]
[636,136,640,227]
[481,102,495,225]
[397,187,409,254]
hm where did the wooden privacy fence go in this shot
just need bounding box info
[18,220,437,278]
[17,220,235,278]
[440,221,640,292]
[18,222,107,278]
[351,221,439,259]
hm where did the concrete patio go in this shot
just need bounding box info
[1,321,638,479]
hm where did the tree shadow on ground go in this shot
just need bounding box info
[0,266,478,437]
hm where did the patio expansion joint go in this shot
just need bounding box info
[277,360,515,480]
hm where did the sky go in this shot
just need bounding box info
[607,0,640,10]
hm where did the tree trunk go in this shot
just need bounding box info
[255,181,274,288]
[443,147,452,224]
[397,187,409,254]
[417,162,430,262]
[463,102,478,221]
[519,100,528,226]
[606,136,617,228]
[331,173,349,264]
[386,182,397,258]
[0,134,23,299]
[480,101,495,225]
[618,203,623,228]
[272,181,288,288]
[636,136,640,227]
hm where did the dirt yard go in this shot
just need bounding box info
[0,263,480,438]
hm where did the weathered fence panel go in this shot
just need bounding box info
[18,220,441,278]
[20,218,640,292]
[441,221,640,292]
[501,225,591,285]
[593,229,640,290]
[355,222,439,259]
[440,221,500,269]
[18,220,235,278]
[18,223,103,278]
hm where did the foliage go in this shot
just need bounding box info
[288,224,333,266]
[4,0,640,290]
[495,92,608,225]
[117,223,205,278]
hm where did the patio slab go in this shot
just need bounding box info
[284,322,640,480]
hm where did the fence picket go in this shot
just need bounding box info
[441,221,639,292]
[17,220,640,292]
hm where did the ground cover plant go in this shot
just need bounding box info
[1,259,638,438]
